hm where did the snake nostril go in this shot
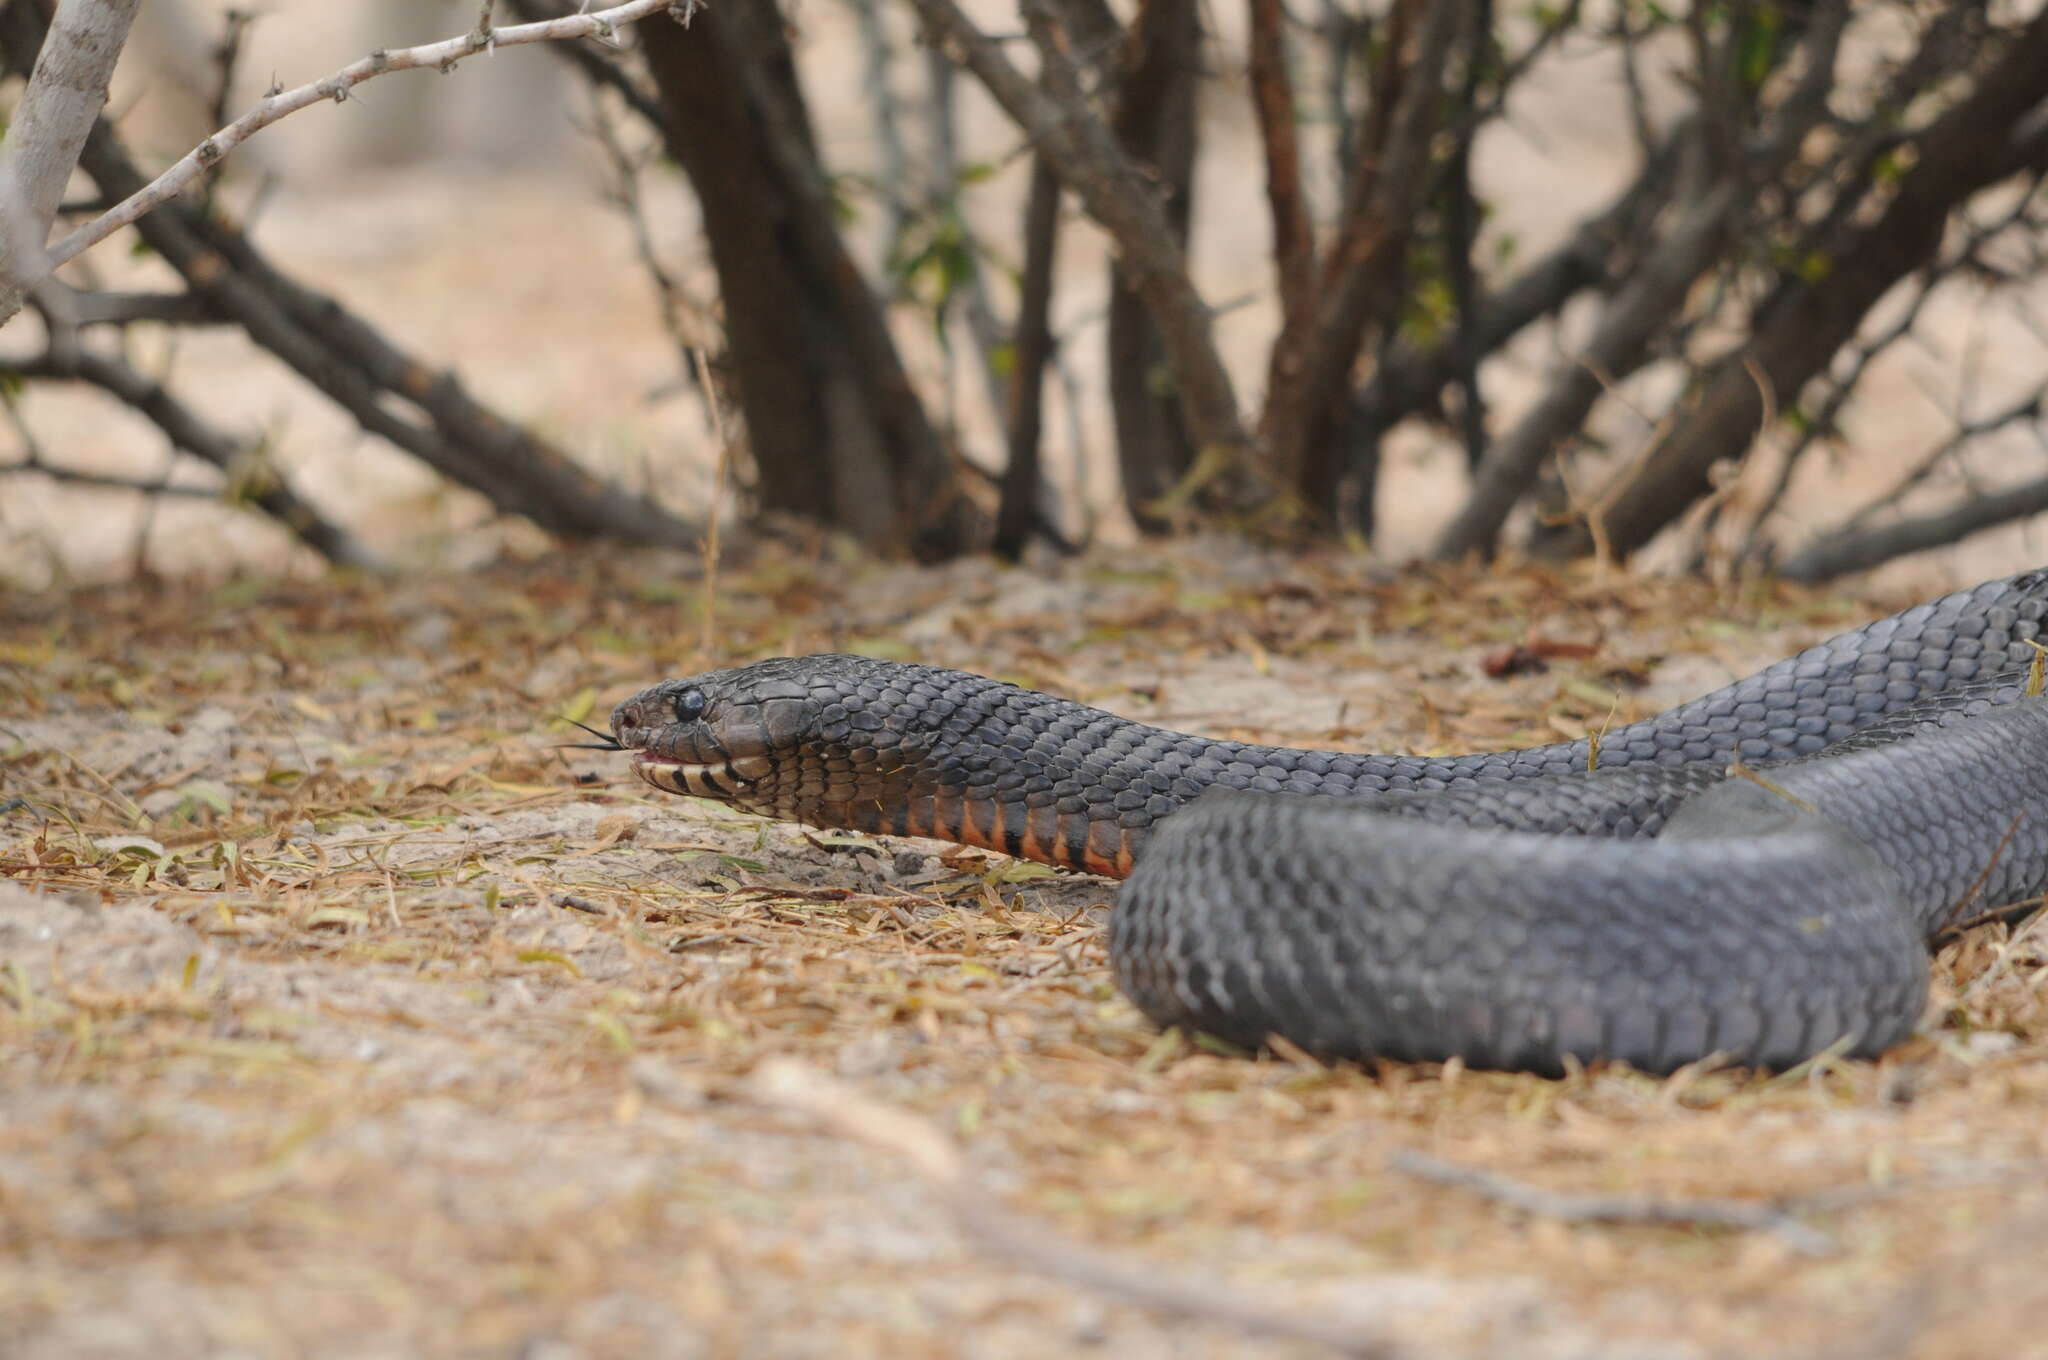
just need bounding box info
[617,712,638,730]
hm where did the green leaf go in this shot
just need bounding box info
[181,783,233,815]
[991,859,1059,884]
[94,834,167,862]
[517,949,582,976]
[586,1010,633,1053]
[1736,3,1784,87]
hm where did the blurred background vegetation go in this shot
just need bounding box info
[4,0,2047,586]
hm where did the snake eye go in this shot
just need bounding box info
[673,687,707,724]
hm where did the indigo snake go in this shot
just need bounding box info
[606,569,2048,1073]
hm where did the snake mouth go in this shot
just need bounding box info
[633,752,773,801]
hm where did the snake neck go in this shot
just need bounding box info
[829,675,1542,877]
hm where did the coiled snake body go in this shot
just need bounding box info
[609,570,2048,1074]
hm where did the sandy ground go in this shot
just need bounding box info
[5,543,2048,1357]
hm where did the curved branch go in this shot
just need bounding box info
[2,346,375,566]
[40,0,695,277]
[69,118,703,548]
[1778,471,2048,583]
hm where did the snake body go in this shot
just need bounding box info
[609,569,2048,1073]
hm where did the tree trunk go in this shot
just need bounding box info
[0,0,143,327]
[1258,0,1460,526]
[1107,0,1200,534]
[992,159,1064,560]
[638,1,975,559]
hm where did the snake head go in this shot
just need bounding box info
[608,655,953,824]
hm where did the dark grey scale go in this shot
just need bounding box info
[611,568,2048,1072]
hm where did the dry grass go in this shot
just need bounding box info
[4,544,2047,1358]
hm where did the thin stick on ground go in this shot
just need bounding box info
[744,1058,1410,1359]
[1391,1150,1837,1256]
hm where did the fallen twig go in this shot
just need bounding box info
[745,1058,1410,1358]
[1391,1149,1837,1256]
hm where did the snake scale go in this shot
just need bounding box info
[607,569,2048,1074]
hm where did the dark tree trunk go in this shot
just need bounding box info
[1106,0,1201,534]
[1259,0,1460,528]
[638,2,975,559]
[992,160,1064,560]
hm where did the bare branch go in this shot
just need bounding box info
[909,0,1256,499]
[0,0,145,322]
[66,115,702,550]
[1432,182,1739,560]
[2,345,374,566]
[31,281,221,329]
[582,91,721,379]
[1733,274,1943,566]
[1853,388,2048,530]
[1778,457,2048,584]
[38,0,697,280]
[0,461,217,499]
[1564,7,2048,562]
